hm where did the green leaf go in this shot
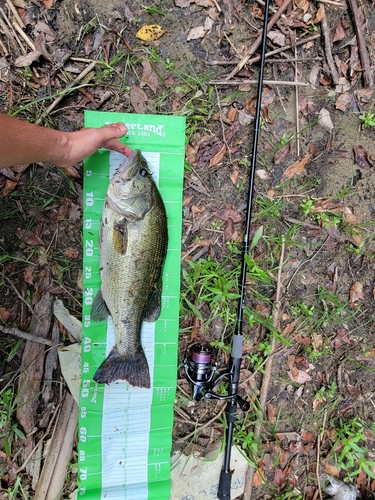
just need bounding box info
[183,298,203,320]
[250,225,263,251]
[13,426,26,440]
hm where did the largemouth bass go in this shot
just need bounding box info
[91,150,168,388]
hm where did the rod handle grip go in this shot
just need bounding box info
[217,469,231,500]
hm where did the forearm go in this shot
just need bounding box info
[0,114,68,169]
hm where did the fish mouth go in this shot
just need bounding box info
[115,150,147,181]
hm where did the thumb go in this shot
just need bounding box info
[96,122,128,143]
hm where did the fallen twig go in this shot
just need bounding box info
[0,7,26,54]
[317,0,346,7]
[214,85,232,163]
[247,33,321,66]
[315,410,328,500]
[294,47,300,157]
[209,79,309,86]
[225,0,292,80]
[175,403,226,443]
[265,57,323,63]
[320,6,340,85]
[0,325,54,346]
[5,0,25,28]
[34,392,78,500]
[283,216,319,229]
[207,34,320,67]
[0,8,21,55]
[273,64,288,116]
[15,401,62,473]
[243,236,286,499]
[11,20,36,51]
[174,404,192,422]
[285,235,330,293]
[347,0,374,87]
[35,61,97,125]
[208,56,322,65]
[6,277,34,315]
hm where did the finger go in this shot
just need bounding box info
[96,122,128,142]
[103,138,133,157]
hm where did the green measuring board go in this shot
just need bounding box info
[79,111,186,499]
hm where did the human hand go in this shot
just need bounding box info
[54,122,133,168]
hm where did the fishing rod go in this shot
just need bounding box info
[184,0,271,498]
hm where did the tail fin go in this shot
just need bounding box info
[93,347,150,388]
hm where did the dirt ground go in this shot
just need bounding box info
[0,0,375,498]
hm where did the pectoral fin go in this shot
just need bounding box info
[143,284,162,322]
[113,218,128,255]
[91,289,110,321]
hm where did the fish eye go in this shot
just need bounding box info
[140,169,148,177]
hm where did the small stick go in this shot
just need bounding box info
[283,216,319,229]
[212,0,221,12]
[272,64,288,116]
[11,20,36,51]
[294,46,300,157]
[209,79,309,86]
[6,277,34,315]
[263,57,323,63]
[247,33,321,66]
[70,56,97,63]
[0,325,54,346]
[15,401,62,473]
[214,85,232,163]
[347,0,374,87]
[208,56,323,65]
[175,403,226,443]
[320,7,340,85]
[317,0,346,7]
[5,0,25,28]
[243,237,286,500]
[256,0,277,13]
[0,38,8,57]
[225,0,293,80]
[0,8,22,54]
[316,410,328,500]
[35,61,97,125]
[174,405,192,421]
[206,34,320,67]
[285,235,330,293]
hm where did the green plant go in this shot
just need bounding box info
[273,491,303,500]
[348,241,365,255]
[255,196,282,220]
[181,256,240,339]
[2,475,29,499]
[209,339,231,354]
[300,197,315,215]
[315,382,338,401]
[210,221,221,231]
[358,111,375,129]
[233,411,260,459]
[330,418,375,479]
[140,4,172,18]
[0,388,26,456]
[247,336,273,371]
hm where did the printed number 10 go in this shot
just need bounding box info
[86,191,94,207]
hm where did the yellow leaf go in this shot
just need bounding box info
[136,25,165,42]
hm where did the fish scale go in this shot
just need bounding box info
[91,150,168,388]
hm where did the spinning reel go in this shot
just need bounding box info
[184,343,249,411]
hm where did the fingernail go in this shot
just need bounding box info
[116,122,127,134]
